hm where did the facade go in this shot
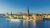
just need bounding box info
[6,8,45,21]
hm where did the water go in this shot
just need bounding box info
[0,16,50,28]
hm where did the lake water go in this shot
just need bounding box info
[0,16,50,28]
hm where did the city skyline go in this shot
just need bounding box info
[0,0,50,13]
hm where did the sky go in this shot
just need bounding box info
[0,0,50,13]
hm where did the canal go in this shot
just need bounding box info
[0,16,50,28]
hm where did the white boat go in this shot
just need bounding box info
[7,19,22,23]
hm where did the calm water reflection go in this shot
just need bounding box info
[0,16,50,28]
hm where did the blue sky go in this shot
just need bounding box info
[0,0,50,13]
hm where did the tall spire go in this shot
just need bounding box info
[28,8,29,16]
[11,11,12,15]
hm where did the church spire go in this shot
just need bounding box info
[28,8,29,16]
[11,11,12,15]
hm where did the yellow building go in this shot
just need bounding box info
[44,14,50,18]
[32,14,44,20]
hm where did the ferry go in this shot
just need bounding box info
[6,15,23,22]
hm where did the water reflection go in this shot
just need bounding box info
[44,20,50,28]
[36,20,44,28]
[0,16,9,28]
[23,20,34,28]
[23,20,45,28]
[0,16,50,28]
[9,19,23,28]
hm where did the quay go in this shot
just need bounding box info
[5,8,50,21]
